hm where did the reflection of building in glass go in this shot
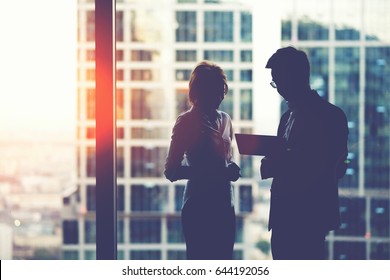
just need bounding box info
[63,0,262,260]
[281,0,390,259]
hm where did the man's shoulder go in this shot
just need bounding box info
[319,99,347,120]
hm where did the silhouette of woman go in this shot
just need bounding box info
[165,61,240,260]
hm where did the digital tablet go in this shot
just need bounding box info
[235,133,282,156]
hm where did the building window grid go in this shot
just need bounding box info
[71,1,274,259]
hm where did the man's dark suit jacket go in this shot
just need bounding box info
[262,91,348,232]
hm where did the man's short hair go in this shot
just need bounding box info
[265,46,310,83]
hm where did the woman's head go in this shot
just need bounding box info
[189,61,228,110]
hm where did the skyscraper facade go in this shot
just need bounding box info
[63,0,261,260]
[280,0,390,259]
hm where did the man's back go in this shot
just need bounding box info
[269,91,348,232]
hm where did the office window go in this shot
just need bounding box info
[85,250,96,260]
[300,47,329,100]
[370,242,390,260]
[117,185,125,212]
[204,50,234,62]
[62,220,78,244]
[167,250,186,260]
[175,69,192,81]
[86,88,95,120]
[240,155,253,178]
[240,50,252,62]
[167,217,185,243]
[233,250,243,260]
[86,69,95,81]
[117,127,125,139]
[117,146,124,178]
[240,70,252,82]
[224,70,233,81]
[130,218,161,243]
[131,10,163,43]
[63,250,79,260]
[131,50,160,62]
[117,219,124,244]
[176,11,197,42]
[86,49,95,61]
[335,197,366,237]
[178,0,196,3]
[86,185,96,211]
[116,69,124,81]
[176,88,191,117]
[335,47,360,189]
[86,10,95,42]
[239,185,253,213]
[131,147,167,177]
[86,127,95,139]
[116,49,124,61]
[219,89,233,119]
[365,47,390,189]
[175,185,185,212]
[131,69,156,81]
[131,127,170,139]
[240,12,252,42]
[116,11,124,42]
[117,88,124,120]
[240,89,252,120]
[130,250,161,260]
[334,241,366,260]
[86,147,96,177]
[204,11,233,42]
[235,217,243,243]
[131,184,168,212]
[84,220,96,244]
[371,198,389,237]
[131,89,167,120]
[282,19,292,40]
[117,250,125,260]
[176,50,197,62]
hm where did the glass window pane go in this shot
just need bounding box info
[176,11,197,42]
[131,147,167,177]
[131,89,168,120]
[335,197,366,237]
[334,241,366,260]
[131,184,168,212]
[130,218,161,243]
[365,47,390,189]
[240,12,252,42]
[204,11,233,42]
[335,47,360,189]
[130,250,161,260]
[176,50,197,62]
[167,217,185,243]
[204,50,233,62]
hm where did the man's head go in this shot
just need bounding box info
[266,46,311,102]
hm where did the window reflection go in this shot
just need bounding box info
[204,12,233,42]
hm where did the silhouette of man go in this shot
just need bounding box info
[261,46,348,260]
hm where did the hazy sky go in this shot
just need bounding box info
[0,0,77,141]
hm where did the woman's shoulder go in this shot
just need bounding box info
[217,110,232,122]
